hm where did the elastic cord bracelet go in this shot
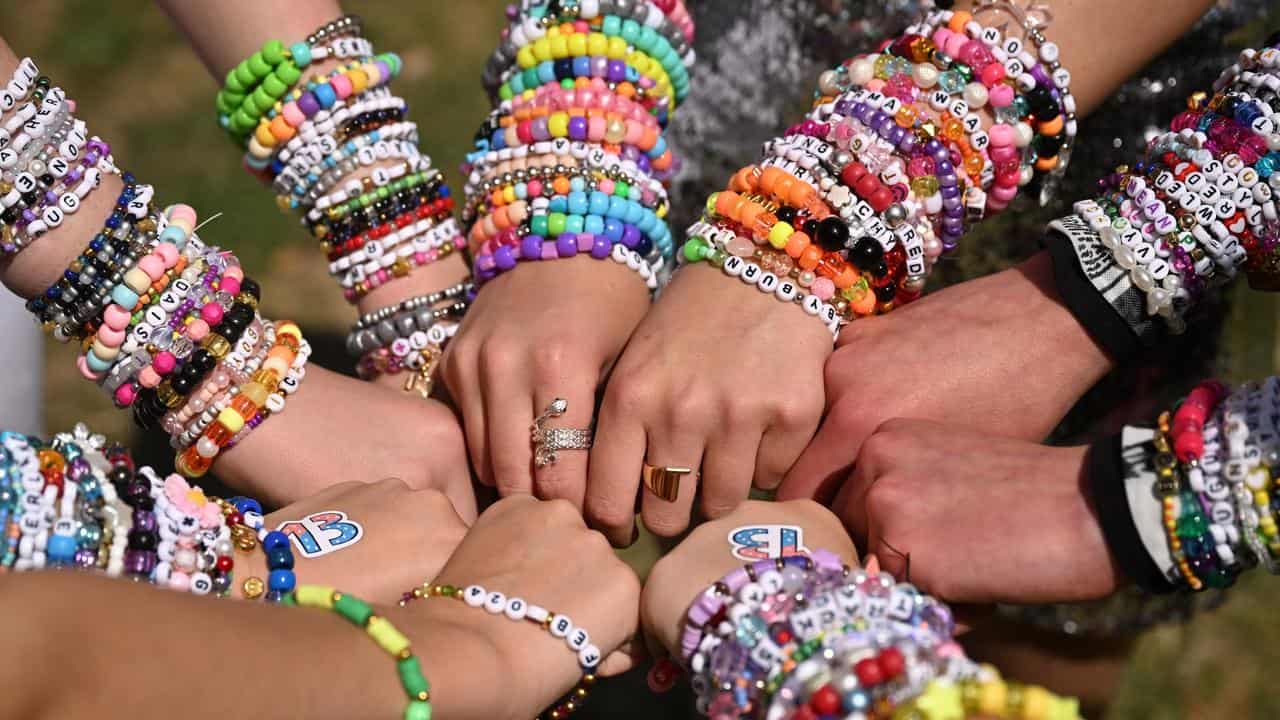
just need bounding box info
[401,581,598,719]
[293,585,433,720]
[488,0,694,91]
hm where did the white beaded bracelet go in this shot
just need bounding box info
[460,584,602,670]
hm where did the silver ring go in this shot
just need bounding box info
[531,398,593,467]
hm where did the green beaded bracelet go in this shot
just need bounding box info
[218,39,303,140]
[293,585,432,720]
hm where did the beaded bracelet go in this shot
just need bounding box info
[294,585,433,720]
[0,425,287,600]
[400,581,598,719]
[488,0,694,92]
[274,122,420,202]
[679,548,1080,720]
[245,54,401,161]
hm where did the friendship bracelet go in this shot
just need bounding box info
[400,581,598,720]
[294,585,433,720]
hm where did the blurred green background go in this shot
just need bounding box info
[5,2,1279,718]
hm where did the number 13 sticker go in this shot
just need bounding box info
[728,525,810,561]
[277,510,364,558]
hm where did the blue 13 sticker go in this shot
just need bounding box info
[728,525,810,561]
[277,510,364,558]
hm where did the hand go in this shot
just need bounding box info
[780,252,1114,502]
[259,479,469,605]
[222,367,477,522]
[426,496,642,716]
[440,258,649,501]
[587,264,831,546]
[835,418,1123,604]
[641,499,857,657]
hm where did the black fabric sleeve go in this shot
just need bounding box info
[1041,215,1170,364]
[1087,433,1176,595]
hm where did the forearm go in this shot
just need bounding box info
[162,0,473,396]
[952,0,1214,116]
[1,572,505,720]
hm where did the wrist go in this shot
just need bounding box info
[669,262,837,351]
[1007,251,1114,386]
[393,599,520,720]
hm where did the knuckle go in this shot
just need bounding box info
[642,510,690,538]
[857,430,900,470]
[701,494,742,520]
[408,488,453,514]
[608,561,642,602]
[494,471,532,497]
[542,497,584,525]
[778,498,830,524]
[606,371,655,416]
[873,417,915,436]
[530,339,577,381]
[480,339,525,376]
[863,474,910,520]
[587,494,634,531]
[772,394,821,432]
[667,389,714,430]
[533,471,581,502]
[374,476,412,493]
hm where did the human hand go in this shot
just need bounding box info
[423,496,642,717]
[587,264,831,545]
[641,499,857,657]
[781,252,1114,502]
[257,479,469,605]
[440,258,649,500]
[834,418,1123,604]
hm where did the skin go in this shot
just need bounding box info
[439,256,649,499]
[781,253,1112,503]
[256,479,470,605]
[586,0,1217,543]
[775,0,1215,502]
[832,419,1123,605]
[641,499,858,657]
[0,497,639,720]
[587,264,831,547]
[0,27,478,518]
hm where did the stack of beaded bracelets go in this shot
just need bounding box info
[220,17,471,397]
[221,15,467,301]
[681,550,1080,719]
[462,0,696,293]
[399,580,600,719]
[1126,376,1280,593]
[0,59,108,257]
[0,424,295,599]
[681,1,1076,338]
[1062,37,1280,333]
[3,62,310,479]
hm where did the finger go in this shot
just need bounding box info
[697,427,760,521]
[585,396,646,546]
[753,415,820,491]
[866,523,911,581]
[833,463,873,544]
[531,376,598,511]
[444,350,492,487]
[481,355,534,497]
[777,416,857,503]
[639,426,705,540]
